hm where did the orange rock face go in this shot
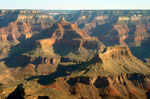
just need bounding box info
[36,39,56,48]
[114,24,129,44]
[0,10,53,42]
[46,73,150,99]
[134,24,148,43]
[0,21,51,41]
[100,46,132,60]
[24,33,33,39]
[0,34,8,41]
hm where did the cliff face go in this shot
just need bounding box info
[99,46,150,75]
[45,46,150,99]
[88,22,149,46]
[114,24,129,44]
[56,10,150,46]
[0,10,150,46]
[7,46,149,99]
[66,46,150,77]
[1,17,103,75]
[131,36,150,61]
[33,17,103,63]
[0,10,54,42]
[134,24,148,43]
[44,73,150,99]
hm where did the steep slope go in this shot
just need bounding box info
[56,10,150,46]
[31,17,104,64]
[46,46,150,99]
[0,17,104,99]
[2,17,103,76]
[8,46,150,99]
[131,36,150,62]
[0,10,55,61]
[68,46,150,77]
[0,10,54,42]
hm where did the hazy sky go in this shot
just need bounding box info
[0,0,150,10]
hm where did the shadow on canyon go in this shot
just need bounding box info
[0,11,20,28]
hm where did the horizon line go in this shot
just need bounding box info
[1,9,150,11]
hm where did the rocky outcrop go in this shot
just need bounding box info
[57,10,150,47]
[114,24,129,44]
[0,10,53,42]
[1,10,150,47]
[2,73,150,99]
[89,22,150,46]
[66,46,150,77]
[35,17,94,49]
[0,21,52,41]
[36,39,56,48]
[18,73,148,99]
[13,55,60,67]
[134,24,149,44]
[0,34,7,41]
[69,74,148,98]
[99,46,150,75]
[33,17,103,63]
[131,36,150,61]
[41,45,150,99]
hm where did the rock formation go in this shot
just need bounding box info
[0,10,150,99]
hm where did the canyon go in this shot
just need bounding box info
[0,10,150,99]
